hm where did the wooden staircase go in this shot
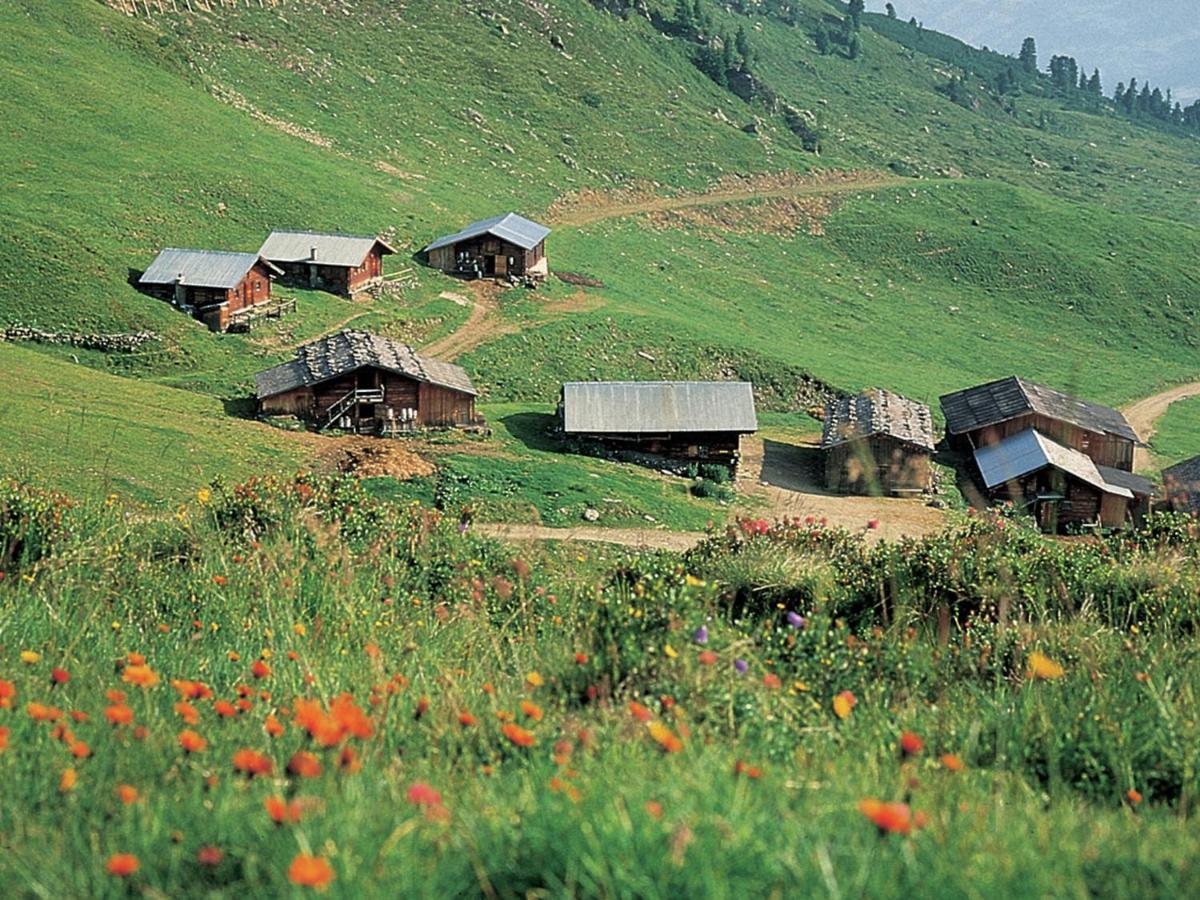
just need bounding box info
[322,388,384,430]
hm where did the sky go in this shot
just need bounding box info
[873,1,1200,104]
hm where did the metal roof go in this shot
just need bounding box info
[424,213,551,253]
[940,376,1138,443]
[1097,466,1156,498]
[1162,456,1200,514]
[259,231,396,268]
[974,429,1132,498]
[821,388,935,451]
[561,381,757,435]
[255,330,476,399]
[140,249,281,290]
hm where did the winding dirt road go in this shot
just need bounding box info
[547,171,909,227]
[419,281,516,360]
[1123,381,1200,472]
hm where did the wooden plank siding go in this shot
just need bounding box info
[260,366,476,431]
[572,431,743,463]
[950,412,1135,472]
[427,238,546,278]
[988,469,1130,533]
[272,248,387,296]
[824,436,931,495]
[141,261,276,332]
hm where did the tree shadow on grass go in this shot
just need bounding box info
[222,397,259,420]
[497,412,560,453]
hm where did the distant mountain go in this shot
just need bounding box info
[880,0,1200,103]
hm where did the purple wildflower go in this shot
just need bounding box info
[786,611,806,629]
[693,625,709,645]
[734,658,748,674]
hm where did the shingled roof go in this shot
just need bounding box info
[821,388,935,451]
[259,231,395,268]
[561,382,757,435]
[974,429,1132,498]
[1163,456,1200,514]
[140,249,281,290]
[254,331,476,400]
[940,376,1138,443]
[424,213,550,253]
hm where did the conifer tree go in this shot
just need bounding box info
[1019,37,1038,74]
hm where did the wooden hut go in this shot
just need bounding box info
[1162,456,1200,516]
[940,376,1139,472]
[974,429,1153,533]
[821,389,934,496]
[559,381,757,466]
[138,249,282,332]
[424,213,549,281]
[259,231,395,296]
[255,331,479,434]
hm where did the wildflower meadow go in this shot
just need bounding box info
[1,475,1199,897]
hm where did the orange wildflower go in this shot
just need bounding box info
[733,759,763,778]
[0,726,8,752]
[178,729,207,753]
[60,767,77,792]
[1127,788,1144,805]
[458,711,477,727]
[940,753,966,772]
[105,853,140,877]
[628,701,653,722]
[28,702,63,722]
[645,800,664,819]
[171,679,212,700]
[70,710,89,722]
[526,672,544,688]
[116,784,139,805]
[1027,651,1066,681]
[250,660,271,679]
[105,703,134,726]
[232,748,273,777]
[174,702,200,725]
[0,679,14,708]
[123,665,159,688]
[287,751,323,778]
[858,799,919,835]
[126,652,146,666]
[647,721,684,753]
[414,696,430,720]
[832,691,857,720]
[265,796,303,824]
[520,700,544,722]
[574,652,589,665]
[287,853,334,889]
[69,740,91,759]
[213,700,238,718]
[265,714,286,738]
[50,667,71,685]
[330,693,373,739]
[762,673,782,689]
[698,650,718,666]
[502,723,536,747]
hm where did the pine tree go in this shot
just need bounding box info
[735,25,753,70]
[886,2,896,17]
[847,31,862,60]
[848,0,864,30]
[1019,37,1038,74]
[1088,69,1102,95]
[814,25,831,56]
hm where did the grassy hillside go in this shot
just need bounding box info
[2,0,1199,503]
[1151,397,1200,469]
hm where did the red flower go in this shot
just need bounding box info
[457,711,477,727]
[899,731,924,757]
[232,748,273,777]
[698,650,718,666]
[574,652,589,665]
[628,701,653,722]
[106,853,140,877]
[407,782,442,806]
[178,729,207,753]
[51,667,71,685]
[196,846,224,867]
[287,751,322,778]
[858,799,921,835]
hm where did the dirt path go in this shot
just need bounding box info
[1123,381,1200,472]
[419,281,517,361]
[476,523,705,551]
[736,436,947,543]
[547,171,909,228]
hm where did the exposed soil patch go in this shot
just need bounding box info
[419,281,518,360]
[209,83,333,148]
[318,437,435,480]
[736,436,947,543]
[539,290,607,316]
[554,271,606,288]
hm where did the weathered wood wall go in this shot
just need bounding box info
[951,413,1135,471]
[824,436,931,495]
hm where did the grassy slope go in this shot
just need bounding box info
[1150,397,1200,469]
[0,343,309,502]
[2,0,1200,501]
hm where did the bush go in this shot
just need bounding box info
[0,479,72,574]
